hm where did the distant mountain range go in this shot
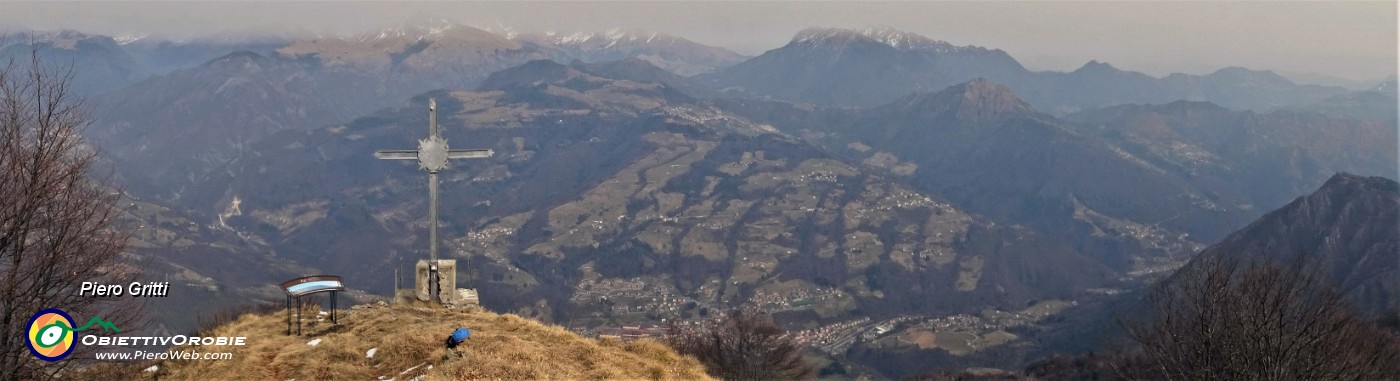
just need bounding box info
[1,30,292,94]
[704,27,1352,114]
[704,27,1028,108]
[1,31,143,94]
[1066,100,1396,211]
[6,25,1373,116]
[21,25,1373,208]
[75,22,744,201]
[1279,71,1394,90]
[1288,84,1397,121]
[513,29,748,76]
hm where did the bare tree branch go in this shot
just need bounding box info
[1124,254,1400,380]
[666,309,813,381]
[0,46,141,380]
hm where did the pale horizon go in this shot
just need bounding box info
[3,1,1395,83]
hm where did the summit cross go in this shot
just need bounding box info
[375,98,492,302]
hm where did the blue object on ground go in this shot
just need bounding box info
[451,327,471,343]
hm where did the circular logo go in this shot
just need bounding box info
[27,309,76,362]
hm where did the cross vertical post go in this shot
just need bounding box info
[427,98,440,262]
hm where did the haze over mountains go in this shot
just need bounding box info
[2,22,749,200]
[3,21,1394,378]
[705,27,1354,113]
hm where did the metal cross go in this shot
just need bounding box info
[375,98,493,264]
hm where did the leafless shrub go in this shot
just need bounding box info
[666,309,813,381]
[1124,254,1400,380]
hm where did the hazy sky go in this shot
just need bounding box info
[4,1,1396,82]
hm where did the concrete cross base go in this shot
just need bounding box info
[414,259,457,303]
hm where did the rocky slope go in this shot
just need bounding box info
[1191,173,1398,314]
[1005,173,1400,374]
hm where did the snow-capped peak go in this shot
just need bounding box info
[791,27,963,52]
[604,27,627,42]
[113,33,148,45]
[859,27,955,51]
[480,20,518,40]
[360,15,463,41]
[557,31,595,45]
[533,28,676,48]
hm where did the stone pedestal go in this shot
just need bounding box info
[414,259,457,303]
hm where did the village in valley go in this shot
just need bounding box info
[565,258,1081,358]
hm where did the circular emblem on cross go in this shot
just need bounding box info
[417,136,450,172]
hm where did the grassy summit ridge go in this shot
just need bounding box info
[149,303,712,380]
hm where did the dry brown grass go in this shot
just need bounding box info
[148,303,712,380]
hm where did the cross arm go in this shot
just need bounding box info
[374,150,419,160]
[447,149,494,159]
